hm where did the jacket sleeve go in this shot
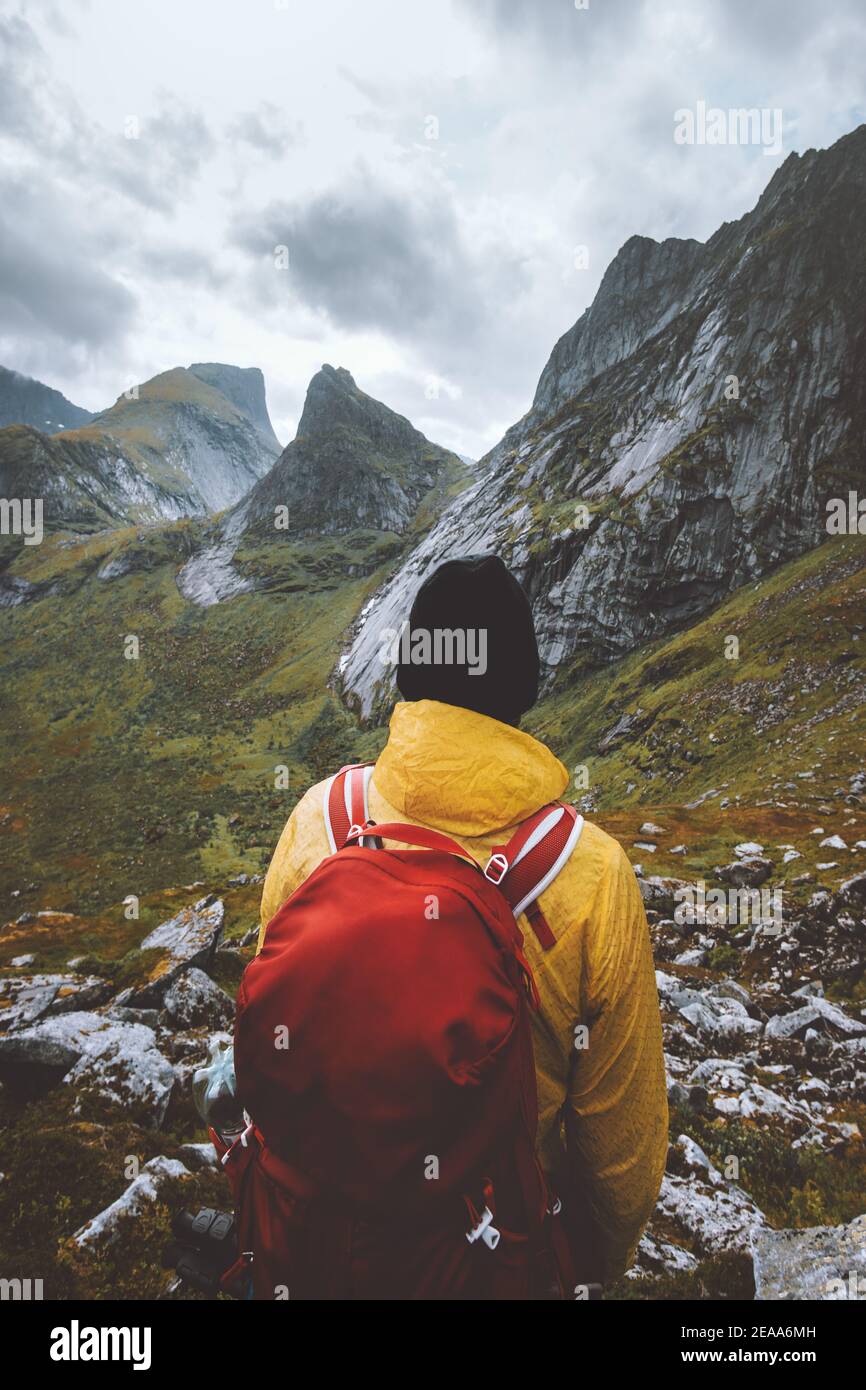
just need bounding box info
[258,796,311,952]
[564,842,668,1283]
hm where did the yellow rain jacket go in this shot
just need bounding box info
[259,699,668,1282]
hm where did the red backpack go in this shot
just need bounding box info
[219,763,584,1300]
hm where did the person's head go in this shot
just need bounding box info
[394,553,540,727]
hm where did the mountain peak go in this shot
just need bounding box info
[295,364,418,448]
[228,368,465,541]
[319,363,356,387]
[187,363,280,452]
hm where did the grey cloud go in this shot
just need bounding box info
[465,0,866,63]
[227,103,303,158]
[1,18,216,214]
[0,176,136,348]
[231,169,528,349]
[101,96,218,213]
[138,243,228,290]
[0,15,42,142]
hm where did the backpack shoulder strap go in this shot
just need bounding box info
[484,802,584,951]
[323,763,376,852]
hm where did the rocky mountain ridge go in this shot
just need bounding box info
[0,365,94,433]
[339,124,866,722]
[0,363,281,549]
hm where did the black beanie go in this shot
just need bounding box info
[395,553,540,725]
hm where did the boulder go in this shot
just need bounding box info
[161,968,234,1031]
[0,973,107,1031]
[765,1005,824,1041]
[715,857,772,888]
[640,876,691,915]
[678,999,763,1042]
[73,1156,190,1249]
[8,1011,175,1127]
[838,871,866,907]
[654,1170,765,1256]
[0,1033,82,1097]
[752,1215,866,1300]
[765,998,866,1042]
[178,1142,219,1171]
[131,896,225,1005]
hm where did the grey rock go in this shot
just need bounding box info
[178,1142,219,1171]
[9,1011,175,1127]
[765,1005,823,1040]
[73,1156,190,1249]
[752,1215,866,1300]
[0,1033,82,1096]
[133,896,225,1004]
[161,968,234,1031]
[715,857,773,888]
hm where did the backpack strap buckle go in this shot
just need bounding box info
[465,1205,501,1250]
[483,852,508,885]
[487,803,584,950]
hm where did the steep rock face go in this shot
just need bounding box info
[0,364,281,541]
[0,424,190,537]
[340,126,866,721]
[82,366,279,514]
[187,363,282,455]
[229,365,465,540]
[0,365,93,433]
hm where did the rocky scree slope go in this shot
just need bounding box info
[0,851,863,1300]
[340,125,866,722]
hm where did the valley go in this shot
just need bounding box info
[0,124,864,1302]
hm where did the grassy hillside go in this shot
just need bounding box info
[528,533,866,894]
[0,523,386,920]
[1,526,865,1300]
[2,528,864,923]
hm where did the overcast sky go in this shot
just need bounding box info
[1,0,865,458]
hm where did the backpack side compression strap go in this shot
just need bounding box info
[323,763,375,852]
[486,803,584,950]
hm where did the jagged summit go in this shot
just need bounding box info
[228,366,465,540]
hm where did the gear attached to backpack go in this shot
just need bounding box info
[223,763,584,1300]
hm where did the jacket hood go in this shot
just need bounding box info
[373,699,569,836]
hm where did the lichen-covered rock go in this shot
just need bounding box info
[161,968,234,1031]
[643,1135,766,1266]
[0,972,108,1031]
[9,1011,175,1127]
[72,1156,190,1249]
[0,973,67,1030]
[655,1171,766,1257]
[752,1215,866,1300]
[131,897,225,1004]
